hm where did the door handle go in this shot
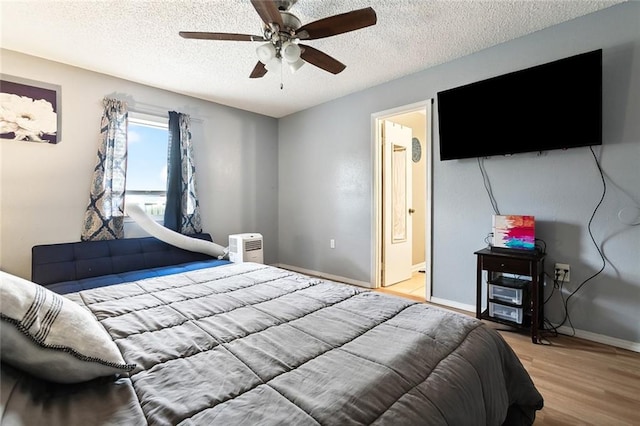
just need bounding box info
[408,208,415,214]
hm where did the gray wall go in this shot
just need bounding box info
[278,2,640,344]
[0,50,279,278]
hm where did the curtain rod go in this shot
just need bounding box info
[105,97,205,123]
[128,104,204,124]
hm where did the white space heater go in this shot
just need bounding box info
[228,233,264,264]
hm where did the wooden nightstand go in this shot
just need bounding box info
[475,247,545,343]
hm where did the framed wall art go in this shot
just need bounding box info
[1,74,61,144]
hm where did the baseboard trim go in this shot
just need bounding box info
[555,326,640,353]
[429,297,475,314]
[274,264,373,289]
[412,262,426,273]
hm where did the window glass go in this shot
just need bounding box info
[125,114,168,221]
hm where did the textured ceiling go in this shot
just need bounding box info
[0,0,625,118]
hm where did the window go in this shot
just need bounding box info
[125,113,168,222]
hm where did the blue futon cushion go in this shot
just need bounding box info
[32,234,231,294]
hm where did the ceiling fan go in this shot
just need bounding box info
[179,0,377,79]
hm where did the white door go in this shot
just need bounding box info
[382,120,413,286]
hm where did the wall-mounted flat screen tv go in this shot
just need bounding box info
[437,49,602,161]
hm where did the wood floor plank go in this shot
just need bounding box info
[484,326,640,425]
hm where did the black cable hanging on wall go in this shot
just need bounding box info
[478,157,500,215]
[477,147,608,338]
[548,146,608,336]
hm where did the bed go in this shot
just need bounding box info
[1,235,543,425]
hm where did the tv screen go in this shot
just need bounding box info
[437,49,602,161]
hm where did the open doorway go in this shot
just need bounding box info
[371,100,433,301]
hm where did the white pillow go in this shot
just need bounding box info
[0,271,135,383]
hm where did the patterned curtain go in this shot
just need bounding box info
[80,98,128,241]
[164,111,202,234]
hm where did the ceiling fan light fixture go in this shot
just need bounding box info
[281,41,301,63]
[264,57,281,72]
[288,58,305,73]
[256,43,276,64]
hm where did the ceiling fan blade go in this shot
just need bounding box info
[250,61,268,78]
[299,44,346,75]
[250,0,283,28]
[297,7,376,40]
[180,31,265,42]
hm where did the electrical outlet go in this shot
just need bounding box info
[554,263,570,282]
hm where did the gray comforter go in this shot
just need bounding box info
[1,263,543,425]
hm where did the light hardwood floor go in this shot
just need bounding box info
[377,273,640,425]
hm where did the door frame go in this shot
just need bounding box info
[371,100,433,300]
